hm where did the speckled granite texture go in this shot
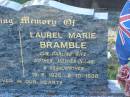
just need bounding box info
[0,6,109,96]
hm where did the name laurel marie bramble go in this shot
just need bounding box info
[30,31,96,49]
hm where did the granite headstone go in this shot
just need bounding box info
[0,5,108,96]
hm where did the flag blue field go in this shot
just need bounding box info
[116,1,130,65]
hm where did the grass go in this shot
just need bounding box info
[108,64,119,80]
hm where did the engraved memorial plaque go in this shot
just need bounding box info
[0,1,108,96]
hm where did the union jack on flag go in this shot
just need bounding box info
[119,1,130,45]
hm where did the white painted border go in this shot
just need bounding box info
[48,0,94,15]
[108,80,123,93]
[94,12,108,20]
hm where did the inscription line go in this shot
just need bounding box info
[19,30,25,78]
